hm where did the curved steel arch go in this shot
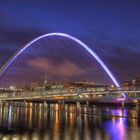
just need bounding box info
[0,32,125,97]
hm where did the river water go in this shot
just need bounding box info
[0,102,140,140]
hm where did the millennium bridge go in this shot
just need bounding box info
[0,32,139,107]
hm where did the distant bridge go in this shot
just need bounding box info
[0,89,140,102]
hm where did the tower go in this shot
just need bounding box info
[44,76,48,86]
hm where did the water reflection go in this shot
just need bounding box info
[0,102,139,139]
[8,105,12,129]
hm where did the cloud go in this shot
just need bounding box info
[27,57,87,77]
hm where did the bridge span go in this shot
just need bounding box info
[0,89,140,107]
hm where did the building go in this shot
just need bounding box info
[30,82,39,91]
[135,76,140,88]
[122,76,140,90]
[122,81,133,90]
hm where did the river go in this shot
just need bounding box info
[0,102,139,140]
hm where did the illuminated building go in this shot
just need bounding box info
[30,82,39,91]
[122,76,140,90]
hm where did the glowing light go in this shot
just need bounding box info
[111,85,115,88]
[8,105,12,129]
[117,98,125,101]
[0,32,126,98]
[10,86,15,90]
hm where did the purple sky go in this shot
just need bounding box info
[0,0,140,86]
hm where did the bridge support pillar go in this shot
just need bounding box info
[86,101,89,106]
[32,103,35,110]
[61,100,65,111]
[23,100,26,107]
[23,100,26,103]
[76,102,80,113]
[58,100,65,111]
[136,101,139,110]
[43,101,46,111]
[9,101,14,107]
[121,101,124,109]
[47,103,50,111]
[43,101,46,106]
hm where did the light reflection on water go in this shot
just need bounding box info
[0,102,140,140]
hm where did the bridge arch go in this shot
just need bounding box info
[0,32,125,97]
